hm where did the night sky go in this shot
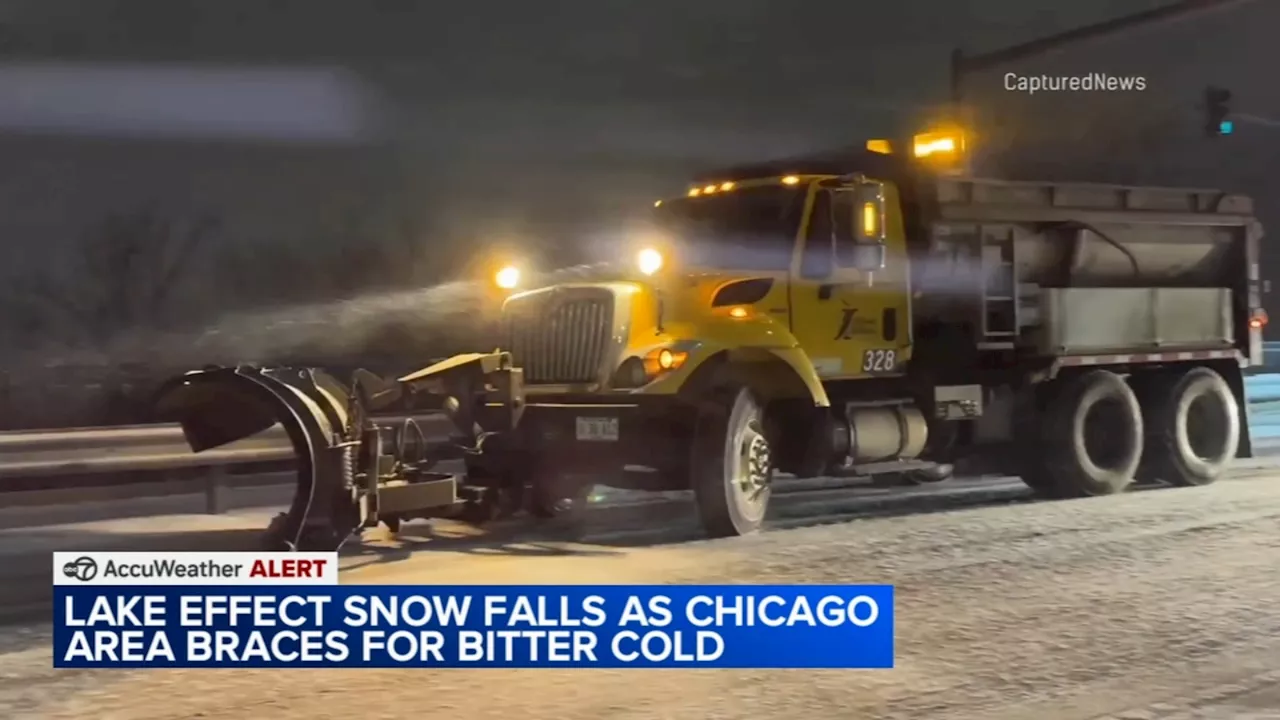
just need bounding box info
[1,0,1278,327]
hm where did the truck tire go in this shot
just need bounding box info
[1138,367,1240,487]
[1012,389,1057,494]
[691,386,773,537]
[1039,370,1144,498]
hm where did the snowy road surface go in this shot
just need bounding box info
[3,464,1280,719]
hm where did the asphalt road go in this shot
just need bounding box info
[0,472,1040,625]
[4,460,1280,719]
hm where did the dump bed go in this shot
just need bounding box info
[931,176,1255,219]
[912,176,1262,360]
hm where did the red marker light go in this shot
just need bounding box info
[1250,309,1268,330]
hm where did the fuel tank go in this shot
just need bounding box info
[828,403,930,465]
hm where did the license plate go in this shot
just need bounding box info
[575,416,619,442]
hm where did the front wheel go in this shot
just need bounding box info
[691,386,774,537]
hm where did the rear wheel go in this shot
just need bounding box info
[1027,370,1144,498]
[691,386,774,537]
[1137,367,1239,487]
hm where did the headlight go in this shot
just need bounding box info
[643,346,688,376]
[637,248,663,275]
[494,265,520,289]
[613,348,689,389]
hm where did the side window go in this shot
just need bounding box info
[831,190,859,267]
[800,190,834,279]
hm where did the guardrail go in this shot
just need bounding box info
[0,414,451,513]
[0,423,293,476]
[4,366,1280,515]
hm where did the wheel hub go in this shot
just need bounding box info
[740,432,771,493]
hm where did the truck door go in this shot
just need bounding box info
[789,182,911,379]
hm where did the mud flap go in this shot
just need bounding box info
[1221,362,1253,459]
[154,365,361,551]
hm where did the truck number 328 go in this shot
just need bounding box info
[861,349,897,373]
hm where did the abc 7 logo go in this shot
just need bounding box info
[62,556,98,582]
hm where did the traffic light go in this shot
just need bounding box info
[1205,86,1232,137]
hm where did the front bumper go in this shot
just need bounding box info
[494,395,691,476]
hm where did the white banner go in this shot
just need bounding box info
[54,551,339,586]
[0,63,380,143]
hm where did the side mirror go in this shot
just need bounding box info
[850,243,887,272]
[852,181,887,243]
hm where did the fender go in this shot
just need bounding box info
[741,345,831,407]
[153,365,359,551]
[642,313,830,406]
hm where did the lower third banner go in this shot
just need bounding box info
[55,584,894,669]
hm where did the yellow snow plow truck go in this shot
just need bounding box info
[156,131,1266,551]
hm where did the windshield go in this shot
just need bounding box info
[651,184,805,271]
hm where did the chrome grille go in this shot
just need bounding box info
[503,290,616,384]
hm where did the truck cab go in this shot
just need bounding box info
[656,173,911,382]
[487,149,945,529]
[499,162,913,402]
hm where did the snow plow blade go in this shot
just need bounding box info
[152,354,528,551]
[154,365,359,551]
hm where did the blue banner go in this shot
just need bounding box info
[54,584,893,669]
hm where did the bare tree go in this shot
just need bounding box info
[0,209,220,427]
[3,208,220,348]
